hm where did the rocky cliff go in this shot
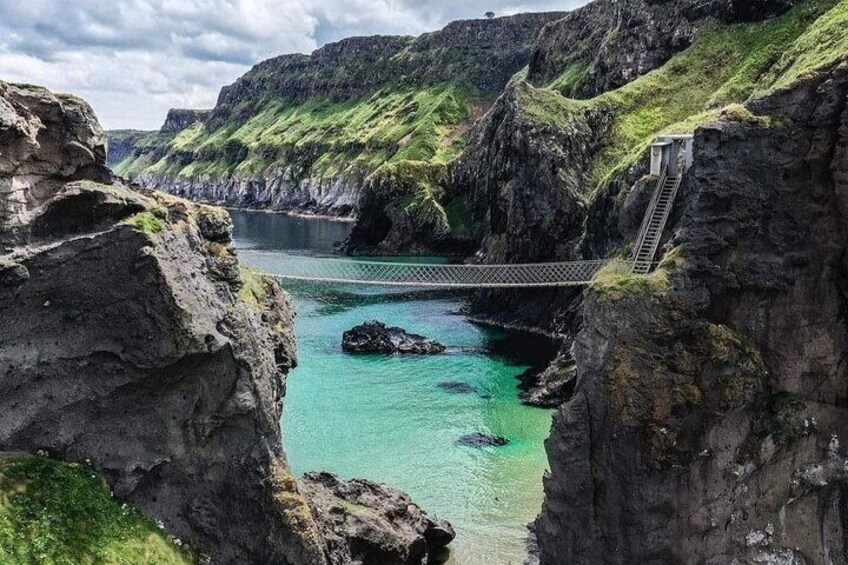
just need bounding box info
[0,81,453,564]
[97,0,848,561]
[537,59,848,564]
[106,11,564,249]
[434,0,848,562]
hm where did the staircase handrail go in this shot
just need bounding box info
[631,164,668,260]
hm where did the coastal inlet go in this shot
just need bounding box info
[230,209,554,565]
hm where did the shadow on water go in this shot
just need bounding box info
[229,208,352,252]
[476,327,559,373]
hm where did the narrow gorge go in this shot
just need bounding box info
[3,0,848,563]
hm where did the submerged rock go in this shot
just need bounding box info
[457,433,509,448]
[300,471,455,564]
[342,320,446,354]
[438,381,477,394]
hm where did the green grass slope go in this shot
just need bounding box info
[520,0,848,187]
[0,455,195,565]
[113,82,476,181]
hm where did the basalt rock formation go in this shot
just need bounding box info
[537,60,848,564]
[300,472,455,565]
[342,321,446,355]
[0,81,452,564]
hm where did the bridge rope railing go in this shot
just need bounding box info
[239,250,625,288]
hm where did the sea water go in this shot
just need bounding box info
[230,210,553,565]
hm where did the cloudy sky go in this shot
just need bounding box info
[0,1,587,131]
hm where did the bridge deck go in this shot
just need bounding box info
[241,251,623,288]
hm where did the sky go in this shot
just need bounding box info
[0,1,588,131]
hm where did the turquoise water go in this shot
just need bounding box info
[230,211,553,565]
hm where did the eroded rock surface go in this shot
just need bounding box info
[535,63,848,565]
[0,81,453,565]
[300,471,455,565]
[342,321,446,355]
[0,81,322,565]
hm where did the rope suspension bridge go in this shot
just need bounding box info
[244,253,618,288]
[243,162,683,289]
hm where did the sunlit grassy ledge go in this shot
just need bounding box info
[0,454,195,564]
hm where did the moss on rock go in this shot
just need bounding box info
[124,211,165,235]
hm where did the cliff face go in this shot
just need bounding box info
[106,12,565,242]
[208,13,560,127]
[0,81,313,564]
[537,61,848,565]
[526,0,804,97]
[0,82,453,564]
[459,0,831,268]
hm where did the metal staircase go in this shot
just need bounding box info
[632,167,682,274]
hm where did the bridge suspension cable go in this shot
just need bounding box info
[240,250,622,288]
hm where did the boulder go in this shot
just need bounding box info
[299,471,455,565]
[342,321,446,354]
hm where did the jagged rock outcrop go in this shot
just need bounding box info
[535,61,848,564]
[0,83,113,246]
[454,80,616,265]
[517,353,578,408]
[342,321,446,355]
[300,472,455,565]
[160,108,211,134]
[0,81,317,565]
[0,81,452,565]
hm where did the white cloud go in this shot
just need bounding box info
[0,0,587,130]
